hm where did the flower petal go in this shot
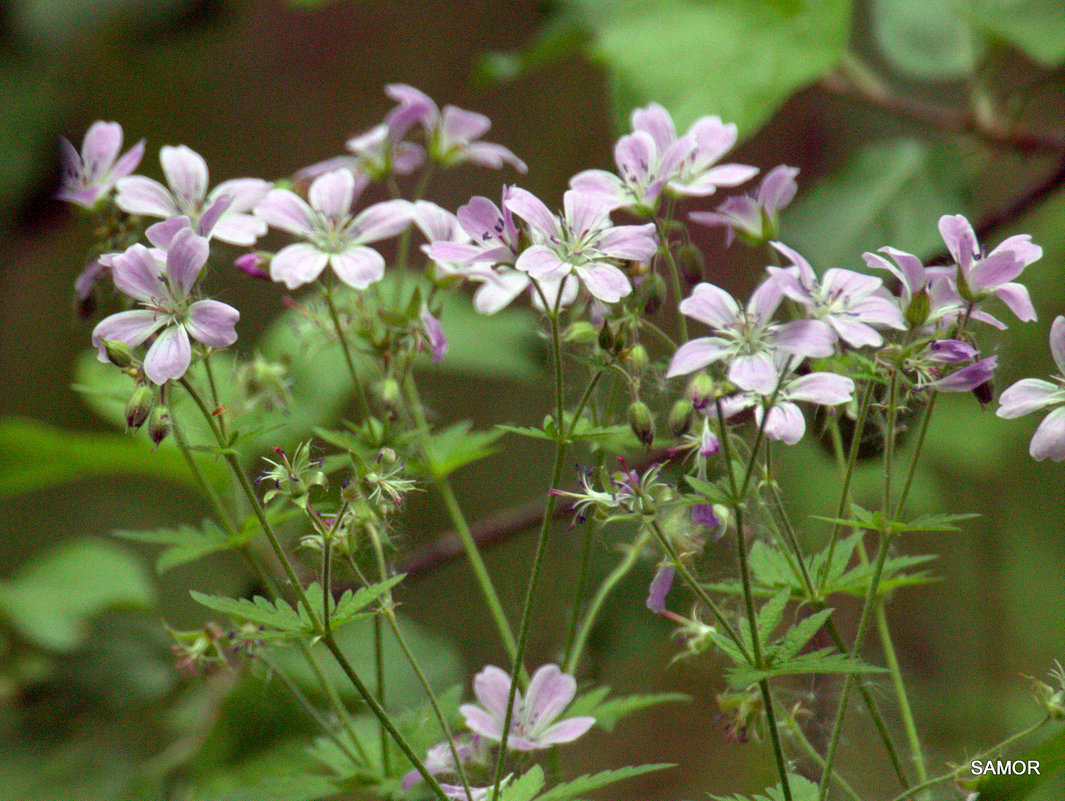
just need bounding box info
[666,337,728,378]
[352,199,413,243]
[1030,406,1065,461]
[330,247,385,289]
[535,716,596,747]
[270,243,329,289]
[166,228,210,298]
[92,310,165,358]
[577,262,631,304]
[472,665,515,720]
[309,168,356,223]
[116,176,179,218]
[144,324,192,384]
[186,300,239,348]
[996,378,1061,418]
[160,145,209,210]
[524,665,575,732]
[111,244,167,302]
[255,189,317,236]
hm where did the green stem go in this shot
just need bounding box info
[201,349,228,442]
[322,280,372,420]
[778,702,863,801]
[876,601,927,787]
[562,515,598,673]
[653,215,688,342]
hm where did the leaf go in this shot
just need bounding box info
[0,538,156,651]
[572,0,852,137]
[785,138,968,268]
[415,420,505,479]
[203,774,342,801]
[772,608,834,663]
[712,774,819,801]
[567,689,690,732]
[535,763,674,801]
[0,415,219,500]
[500,765,546,801]
[726,649,886,689]
[964,0,1065,67]
[113,519,236,574]
[872,0,981,79]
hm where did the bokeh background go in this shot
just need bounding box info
[1,0,1064,799]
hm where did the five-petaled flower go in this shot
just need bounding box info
[997,316,1065,461]
[689,164,799,247]
[56,121,145,209]
[459,664,595,751]
[92,229,238,384]
[255,168,412,290]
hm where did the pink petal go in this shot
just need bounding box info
[270,243,329,289]
[762,402,805,444]
[597,223,658,262]
[309,168,356,223]
[166,229,209,298]
[92,310,165,358]
[81,121,123,177]
[536,716,596,746]
[1050,316,1065,376]
[937,214,977,271]
[255,189,317,236]
[472,665,515,719]
[524,665,575,729]
[666,337,728,378]
[210,178,270,213]
[144,325,191,384]
[331,247,385,290]
[729,351,778,394]
[352,199,412,243]
[116,176,179,218]
[1030,406,1065,461]
[516,245,568,280]
[111,244,167,302]
[459,704,503,741]
[993,282,1037,322]
[678,283,740,329]
[505,187,559,238]
[440,106,491,143]
[996,378,1060,418]
[160,145,209,209]
[186,300,239,348]
[631,103,677,152]
[209,212,267,246]
[577,262,631,304]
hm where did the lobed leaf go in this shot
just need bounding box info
[535,763,674,801]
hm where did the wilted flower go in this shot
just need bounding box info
[57,121,145,209]
[996,316,1065,461]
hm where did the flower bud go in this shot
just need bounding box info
[688,373,714,410]
[563,321,597,344]
[374,378,403,419]
[627,400,655,447]
[125,386,154,431]
[103,339,134,369]
[148,405,171,449]
[627,344,649,376]
[675,243,705,285]
[642,272,668,316]
[235,252,270,280]
[598,320,616,353]
[668,398,694,437]
[905,287,931,329]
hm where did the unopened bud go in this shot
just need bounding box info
[642,272,667,316]
[103,339,134,369]
[374,378,403,418]
[563,321,596,344]
[972,377,994,407]
[125,386,154,431]
[628,344,649,376]
[627,401,655,447]
[905,288,931,328]
[675,243,705,285]
[689,373,714,410]
[668,398,694,437]
[148,405,171,449]
[598,321,616,353]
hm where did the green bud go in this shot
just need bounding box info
[627,400,655,447]
[627,344,649,376]
[641,272,667,316]
[905,288,931,328]
[563,321,597,344]
[147,405,171,450]
[668,398,694,437]
[374,378,403,419]
[124,386,154,431]
[688,373,714,410]
[597,320,616,353]
[675,243,705,285]
[103,339,134,369]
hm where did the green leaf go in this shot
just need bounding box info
[500,765,546,801]
[872,0,980,79]
[415,420,505,479]
[785,138,968,268]
[536,763,674,801]
[572,0,852,136]
[0,538,156,651]
[567,689,690,732]
[726,649,886,689]
[0,415,218,500]
[203,774,342,801]
[773,608,834,663]
[113,519,236,574]
[712,774,819,801]
[964,0,1065,67]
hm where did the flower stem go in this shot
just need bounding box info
[322,280,373,421]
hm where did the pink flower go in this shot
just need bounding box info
[690,165,799,247]
[459,664,595,751]
[254,168,411,290]
[91,229,238,385]
[997,316,1065,461]
[56,121,144,209]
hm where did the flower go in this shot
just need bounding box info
[938,214,1042,322]
[401,736,488,795]
[116,144,269,245]
[689,164,799,247]
[768,242,905,348]
[420,305,448,363]
[91,229,238,384]
[386,84,527,172]
[56,121,144,209]
[996,316,1065,461]
[505,187,658,305]
[254,168,411,290]
[666,279,835,392]
[459,664,595,751]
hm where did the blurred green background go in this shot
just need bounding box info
[1,0,1064,799]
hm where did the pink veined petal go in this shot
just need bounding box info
[614,131,657,183]
[631,103,677,153]
[471,270,530,314]
[147,216,192,249]
[931,356,996,393]
[848,295,906,329]
[646,565,675,613]
[166,228,210,298]
[937,214,977,271]
[420,307,448,363]
[996,378,1061,419]
[786,373,854,405]
[729,351,778,395]
[1029,406,1065,461]
[666,337,728,378]
[309,168,356,223]
[762,402,805,445]
[92,310,166,359]
[993,282,1037,322]
[524,665,575,732]
[459,704,503,741]
[412,200,464,242]
[439,106,492,143]
[759,165,799,211]
[927,340,978,363]
[1050,316,1065,376]
[81,121,123,177]
[505,187,559,238]
[111,244,167,302]
[186,300,239,348]
[144,324,192,385]
[330,247,385,290]
[747,277,785,323]
[769,241,817,287]
[563,189,612,236]
[255,189,317,236]
[458,196,507,241]
[472,666,516,720]
[569,170,629,210]
[678,283,740,329]
[576,262,632,304]
[116,176,179,218]
[209,212,267,246]
[160,145,209,209]
[688,116,737,161]
[597,223,658,262]
[210,178,270,213]
[112,138,146,181]
[535,716,596,746]
[829,317,883,349]
[270,243,329,289]
[773,318,836,358]
[352,199,413,243]
[516,245,568,279]
[464,141,527,172]
[673,163,758,195]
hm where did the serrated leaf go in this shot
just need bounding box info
[748,540,804,590]
[712,774,819,801]
[500,765,545,801]
[567,689,690,732]
[773,608,834,663]
[0,538,156,651]
[572,0,851,137]
[536,763,673,801]
[113,519,238,574]
[754,588,792,643]
[190,591,306,639]
[683,474,733,505]
[415,420,504,479]
[727,649,886,689]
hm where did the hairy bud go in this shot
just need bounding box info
[103,339,134,369]
[148,405,171,450]
[125,386,154,431]
[668,398,694,438]
[627,401,655,447]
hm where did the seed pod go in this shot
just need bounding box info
[668,398,694,438]
[148,405,171,449]
[628,344,649,376]
[375,378,403,419]
[627,400,655,447]
[563,321,596,344]
[905,288,931,329]
[597,320,616,353]
[675,243,705,285]
[688,373,714,410]
[103,339,134,369]
[125,386,154,431]
[642,272,667,316]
